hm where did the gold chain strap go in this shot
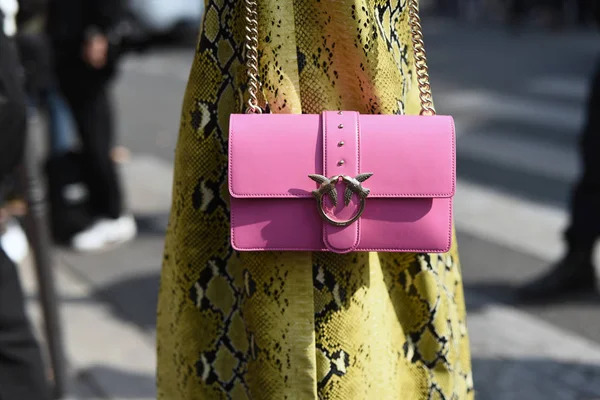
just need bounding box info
[408,0,436,116]
[244,0,436,116]
[245,0,262,114]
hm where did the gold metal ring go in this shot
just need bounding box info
[316,196,366,227]
[308,173,373,227]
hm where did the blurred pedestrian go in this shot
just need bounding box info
[0,0,53,398]
[46,0,137,251]
[12,0,88,248]
[518,48,600,301]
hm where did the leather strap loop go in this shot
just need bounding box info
[321,111,361,253]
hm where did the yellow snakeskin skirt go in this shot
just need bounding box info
[156,0,474,398]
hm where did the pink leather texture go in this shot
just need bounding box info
[229,111,455,253]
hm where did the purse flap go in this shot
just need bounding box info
[229,113,455,199]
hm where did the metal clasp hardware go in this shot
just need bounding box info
[308,173,374,227]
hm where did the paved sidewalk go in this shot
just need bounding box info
[21,254,156,400]
[469,293,600,400]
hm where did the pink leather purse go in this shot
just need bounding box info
[229,0,455,254]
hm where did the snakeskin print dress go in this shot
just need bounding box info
[156,0,474,398]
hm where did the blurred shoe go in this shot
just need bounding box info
[0,219,30,264]
[71,214,137,252]
[103,214,137,245]
[516,249,597,302]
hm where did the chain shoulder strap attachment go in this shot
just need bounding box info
[245,0,262,114]
[408,0,436,116]
[244,0,435,115]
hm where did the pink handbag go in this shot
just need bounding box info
[229,0,455,254]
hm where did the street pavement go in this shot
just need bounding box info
[17,19,600,399]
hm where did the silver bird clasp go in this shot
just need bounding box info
[309,174,341,206]
[341,173,373,206]
[308,173,374,227]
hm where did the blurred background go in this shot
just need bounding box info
[4,0,600,399]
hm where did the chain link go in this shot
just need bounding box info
[244,0,435,116]
[408,0,436,116]
[244,0,262,114]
